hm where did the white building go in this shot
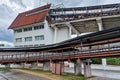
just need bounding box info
[9,4,71,47]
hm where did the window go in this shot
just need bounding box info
[15,29,22,33]
[25,37,32,42]
[34,25,44,30]
[24,27,32,32]
[35,35,44,41]
[16,38,22,42]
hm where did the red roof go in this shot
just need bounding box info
[9,4,51,29]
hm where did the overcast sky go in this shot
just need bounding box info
[0,0,120,46]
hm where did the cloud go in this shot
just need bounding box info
[41,0,120,7]
[0,41,14,47]
[0,0,120,44]
[9,0,26,8]
[0,0,33,43]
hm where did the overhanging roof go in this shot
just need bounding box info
[9,4,51,29]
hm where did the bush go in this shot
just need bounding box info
[92,58,102,64]
[107,58,120,65]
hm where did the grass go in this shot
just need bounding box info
[107,58,120,65]
[0,67,10,71]
[16,68,85,80]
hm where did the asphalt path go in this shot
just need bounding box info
[0,70,50,80]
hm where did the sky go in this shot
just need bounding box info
[0,0,120,46]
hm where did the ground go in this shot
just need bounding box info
[0,68,119,80]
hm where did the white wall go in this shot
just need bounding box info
[44,20,54,44]
[56,27,69,43]
[14,20,54,47]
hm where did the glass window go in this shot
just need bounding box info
[35,35,44,41]
[15,29,22,33]
[24,37,32,42]
[16,38,22,42]
[24,27,32,32]
[34,25,44,30]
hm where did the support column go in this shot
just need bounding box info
[74,59,82,76]
[83,59,92,78]
[51,62,62,75]
[68,26,72,39]
[96,17,103,31]
[5,64,10,68]
[59,61,64,72]
[30,62,38,69]
[30,62,43,70]
[66,22,80,36]
[24,63,31,69]
[96,18,107,67]
[43,62,50,71]
[102,58,107,70]
[20,63,25,68]
[54,27,58,43]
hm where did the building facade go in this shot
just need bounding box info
[9,4,71,47]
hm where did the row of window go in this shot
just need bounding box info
[15,35,44,42]
[15,29,22,33]
[15,44,45,47]
[15,25,44,33]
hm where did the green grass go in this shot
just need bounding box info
[20,68,85,80]
[107,58,120,65]
[0,67,10,71]
[61,72,84,80]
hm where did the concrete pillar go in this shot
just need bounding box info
[66,22,80,35]
[43,62,50,71]
[30,62,43,70]
[74,59,82,76]
[83,59,92,78]
[20,63,25,68]
[68,26,72,39]
[59,61,64,72]
[54,27,58,43]
[30,63,38,69]
[96,18,107,67]
[24,63,31,69]
[51,62,62,75]
[102,58,107,70]
[96,17,103,31]
[5,64,10,68]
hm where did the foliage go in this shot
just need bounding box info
[107,58,120,65]
[0,67,10,71]
[92,58,102,64]
[0,44,4,46]
[92,58,120,65]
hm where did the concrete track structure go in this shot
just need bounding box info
[0,26,120,78]
[1,3,120,78]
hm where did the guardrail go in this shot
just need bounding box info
[0,45,119,63]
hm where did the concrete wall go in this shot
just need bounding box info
[56,27,69,43]
[14,20,54,47]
